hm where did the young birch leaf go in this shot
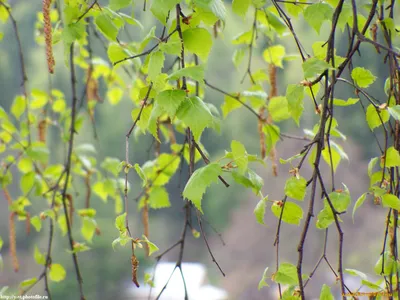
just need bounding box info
[176,96,214,141]
[319,284,334,300]
[231,140,248,174]
[286,84,304,126]
[365,104,390,130]
[95,13,119,41]
[19,278,38,288]
[148,50,165,81]
[352,193,367,222]
[182,163,222,213]
[168,65,205,83]
[351,67,376,88]
[254,196,268,225]
[388,105,400,121]
[49,264,66,282]
[273,262,298,285]
[142,235,159,256]
[258,267,269,290]
[304,3,333,34]
[109,0,132,10]
[34,246,45,265]
[271,201,303,225]
[382,194,400,210]
[232,0,251,18]
[11,95,26,120]
[302,58,333,78]
[155,89,186,117]
[151,0,180,24]
[332,98,359,106]
[268,96,291,122]
[194,0,226,21]
[383,146,400,167]
[182,28,213,61]
[134,163,147,187]
[148,186,171,209]
[284,176,307,201]
[221,95,242,118]
[263,45,285,68]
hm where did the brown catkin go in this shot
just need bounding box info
[258,107,266,159]
[38,119,47,143]
[9,212,19,272]
[25,213,31,236]
[3,188,12,205]
[131,254,140,287]
[43,0,55,74]
[142,200,150,256]
[268,64,278,177]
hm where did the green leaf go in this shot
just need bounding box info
[148,186,171,209]
[365,104,389,130]
[19,277,37,288]
[109,0,132,10]
[382,194,400,210]
[194,0,226,21]
[182,163,222,213]
[302,58,333,78]
[221,95,242,118]
[81,217,96,243]
[142,235,159,256]
[159,33,181,56]
[328,188,351,213]
[254,196,268,225]
[304,3,333,34]
[268,96,291,122]
[286,84,304,126]
[20,171,35,195]
[231,140,248,174]
[31,216,42,232]
[368,157,378,177]
[271,201,303,225]
[11,95,26,120]
[263,124,280,154]
[115,213,126,233]
[263,45,286,68]
[319,284,334,300]
[383,146,400,167]
[344,268,367,280]
[284,176,307,201]
[258,267,269,290]
[388,105,400,121]
[321,144,341,172]
[352,193,367,221]
[95,12,119,40]
[183,28,213,61]
[107,86,124,105]
[148,50,165,81]
[273,262,298,285]
[176,96,214,141]
[151,0,180,24]
[155,89,186,117]
[316,207,335,229]
[168,65,205,83]
[34,246,45,265]
[374,252,395,276]
[351,67,376,88]
[232,0,251,17]
[49,264,66,282]
[134,163,147,187]
[101,157,121,176]
[332,97,359,106]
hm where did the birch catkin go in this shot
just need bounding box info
[43,0,55,74]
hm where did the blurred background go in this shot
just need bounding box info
[0,0,397,299]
